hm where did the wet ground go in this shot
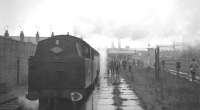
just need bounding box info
[90,74,143,110]
[18,74,144,110]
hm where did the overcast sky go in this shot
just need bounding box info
[0,0,200,48]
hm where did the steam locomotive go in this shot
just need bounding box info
[26,35,100,109]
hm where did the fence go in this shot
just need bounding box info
[159,44,200,77]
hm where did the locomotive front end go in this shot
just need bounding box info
[27,35,87,101]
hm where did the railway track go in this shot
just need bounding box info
[168,69,200,83]
[0,97,21,110]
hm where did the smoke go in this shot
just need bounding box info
[113,25,148,40]
[175,0,200,46]
[74,18,148,41]
[1,0,200,47]
[97,48,108,75]
[74,0,200,45]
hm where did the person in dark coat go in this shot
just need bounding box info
[189,58,199,81]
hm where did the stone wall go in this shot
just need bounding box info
[0,36,36,87]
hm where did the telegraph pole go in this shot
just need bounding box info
[155,46,160,80]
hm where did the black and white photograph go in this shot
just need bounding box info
[0,0,200,110]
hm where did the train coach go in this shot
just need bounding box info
[26,34,100,109]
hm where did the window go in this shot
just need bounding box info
[76,43,82,56]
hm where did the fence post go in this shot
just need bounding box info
[17,57,20,85]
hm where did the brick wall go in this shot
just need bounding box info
[0,36,36,87]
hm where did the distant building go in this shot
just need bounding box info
[0,35,36,86]
[107,47,154,67]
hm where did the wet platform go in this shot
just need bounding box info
[85,74,144,110]
[18,74,144,110]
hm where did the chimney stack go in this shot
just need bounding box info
[20,31,24,42]
[51,32,54,37]
[4,30,9,37]
[36,31,40,43]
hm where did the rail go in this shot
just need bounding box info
[0,97,21,110]
[167,69,200,83]
[164,59,200,83]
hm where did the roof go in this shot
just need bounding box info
[8,36,48,44]
[41,35,99,54]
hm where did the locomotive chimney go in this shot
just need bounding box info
[20,31,24,42]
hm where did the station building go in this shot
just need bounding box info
[0,30,48,90]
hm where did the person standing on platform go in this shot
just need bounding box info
[128,60,132,72]
[111,58,115,75]
[122,59,127,70]
[189,58,199,81]
[161,60,165,72]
